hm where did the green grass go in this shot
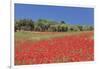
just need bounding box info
[15,31,66,41]
[15,31,93,41]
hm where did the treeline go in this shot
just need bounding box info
[15,19,94,32]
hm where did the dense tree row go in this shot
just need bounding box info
[15,19,94,32]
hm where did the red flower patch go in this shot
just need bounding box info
[15,32,94,65]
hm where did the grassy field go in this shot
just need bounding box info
[15,31,93,42]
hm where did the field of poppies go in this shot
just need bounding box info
[15,31,94,65]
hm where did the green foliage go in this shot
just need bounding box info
[15,19,94,32]
[15,19,34,32]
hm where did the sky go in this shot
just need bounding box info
[15,4,94,25]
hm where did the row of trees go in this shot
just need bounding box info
[15,19,94,32]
